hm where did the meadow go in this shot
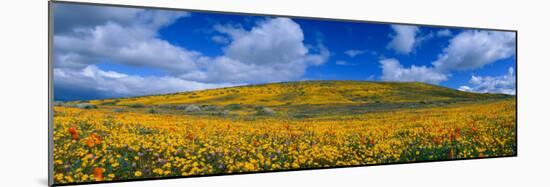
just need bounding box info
[52,81,516,184]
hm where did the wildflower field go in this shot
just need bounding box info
[52,81,516,184]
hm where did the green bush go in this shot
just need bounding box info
[76,103,97,109]
[225,104,242,110]
[128,103,145,108]
[147,108,158,114]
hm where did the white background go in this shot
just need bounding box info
[0,0,548,186]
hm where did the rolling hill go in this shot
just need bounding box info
[64,80,514,118]
[88,80,510,106]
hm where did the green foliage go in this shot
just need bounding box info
[128,103,145,108]
[147,108,158,114]
[76,103,97,109]
[225,104,242,110]
[100,99,119,106]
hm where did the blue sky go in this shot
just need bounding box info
[53,3,516,101]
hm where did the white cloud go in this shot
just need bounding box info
[54,4,141,34]
[387,25,419,54]
[219,18,325,66]
[188,18,329,83]
[54,66,233,98]
[433,30,516,72]
[379,30,515,89]
[335,60,349,65]
[415,31,434,46]
[367,75,376,80]
[458,86,473,92]
[54,5,329,99]
[211,35,230,44]
[344,49,366,57]
[181,56,309,83]
[54,4,188,34]
[436,29,452,37]
[54,8,195,73]
[379,58,447,84]
[213,24,247,39]
[459,67,516,95]
[54,24,201,73]
[54,5,207,99]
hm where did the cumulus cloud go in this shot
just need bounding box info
[433,30,516,72]
[53,4,329,100]
[379,30,515,94]
[211,35,230,44]
[54,5,205,100]
[53,4,188,34]
[344,49,366,57]
[54,23,201,73]
[54,66,233,100]
[387,25,419,54]
[185,18,329,83]
[459,67,516,95]
[379,58,447,84]
[335,60,350,65]
[436,29,452,37]
[53,6,194,73]
[54,4,141,34]
[219,18,327,67]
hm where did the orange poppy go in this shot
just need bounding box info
[85,133,101,148]
[68,127,78,140]
[93,167,104,181]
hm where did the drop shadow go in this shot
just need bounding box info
[36,177,49,186]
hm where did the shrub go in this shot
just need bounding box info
[256,106,275,115]
[176,105,189,110]
[292,113,310,119]
[53,101,65,106]
[221,110,230,116]
[147,108,158,114]
[201,105,220,111]
[128,103,145,108]
[112,108,125,113]
[184,105,201,113]
[212,110,230,116]
[157,104,173,109]
[76,103,97,109]
[100,100,119,106]
[225,104,242,110]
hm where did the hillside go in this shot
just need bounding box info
[88,80,510,106]
[58,81,512,118]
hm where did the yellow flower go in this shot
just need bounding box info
[55,173,64,181]
[81,174,89,181]
[52,92,516,182]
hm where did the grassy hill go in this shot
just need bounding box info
[89,80,509,106]
[65,80,513,118]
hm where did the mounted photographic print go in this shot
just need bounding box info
[49,1,517,186]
